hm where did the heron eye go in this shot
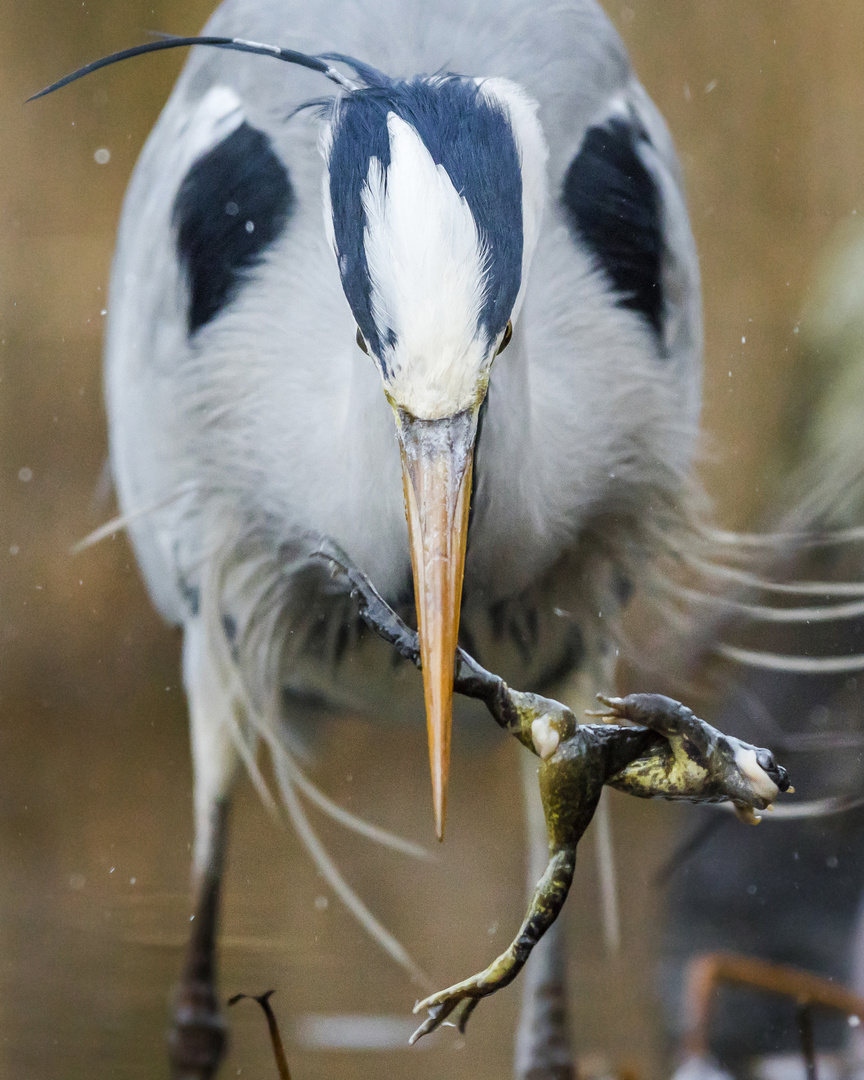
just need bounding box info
[496,321,513,355]
[356,327,369,354]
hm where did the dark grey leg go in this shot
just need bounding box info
[848,896,864,1072]
[514,919,575,1080]
[169,799,229,1080]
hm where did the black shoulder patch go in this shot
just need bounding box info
[562,117,664,340]
[173,121,294,335]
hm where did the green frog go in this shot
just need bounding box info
[409,691,790,1042]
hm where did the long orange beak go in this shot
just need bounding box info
[396,407,478,840]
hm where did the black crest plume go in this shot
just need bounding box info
[27,32,366,102]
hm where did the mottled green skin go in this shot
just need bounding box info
[306,545,790,1044]
[411,694,789,1041]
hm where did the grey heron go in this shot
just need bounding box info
[33,0,705,1074]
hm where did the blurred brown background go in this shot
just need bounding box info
[1,2,863,1077]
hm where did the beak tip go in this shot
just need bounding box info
[433,780,447,841]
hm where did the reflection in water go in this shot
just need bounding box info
[2,1,864,1077]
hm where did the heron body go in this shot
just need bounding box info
[95,0,702,1072]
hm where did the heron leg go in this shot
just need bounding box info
[170,620,241,1080]
[170,799,230,1080]
[513,919,575,1080]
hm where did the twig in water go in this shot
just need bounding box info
[229,990,292,1079]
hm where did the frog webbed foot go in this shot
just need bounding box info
[410,847,576,1045]
[409,969,498,1043]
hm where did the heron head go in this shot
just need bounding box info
[323,75,547,837]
